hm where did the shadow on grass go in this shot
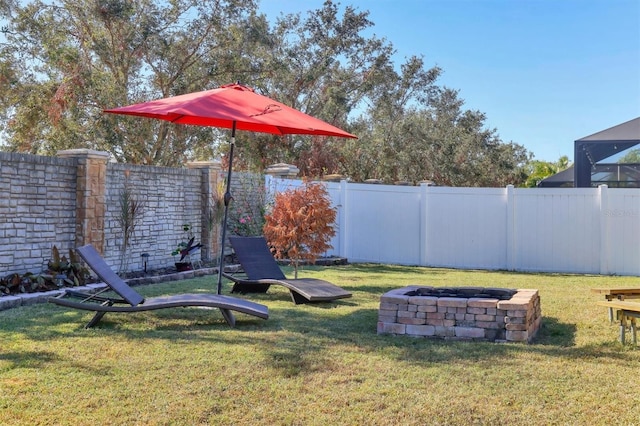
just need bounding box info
[0,350,59,370]
[534,317,577,346]
[238,305,638,376]
[3,298,636,382]
[3,266,637,378]
[0,298,257,341]
[331,263,450,275]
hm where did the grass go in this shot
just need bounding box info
[1,264,639,425]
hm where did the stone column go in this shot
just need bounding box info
[186,160,223,262]
[57,149,110,254]
[264,163,300,179]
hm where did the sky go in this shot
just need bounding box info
[258,0,640,162]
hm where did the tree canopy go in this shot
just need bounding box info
[618,148,640,164]
[521,155,570,188]
[0,0,531,186]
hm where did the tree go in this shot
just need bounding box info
[0,0,263,165]
[0,0,532,187]
[339,75,531,186]
[336,55,441,183]
[263,182,336,278]
[618,148,640,163]
[230,1,397,174]
[521,155,571,188]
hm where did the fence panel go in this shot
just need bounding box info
[602,188,640,275]
[424,187,508,270]
[325,181,343,257]
[343,183,422,265]
[267,177,639,276]
[512,188,602,274]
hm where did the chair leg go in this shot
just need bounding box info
[85,311,107,329]
[290,290,309,305]
[85,300,113,328]
[220,309,236,327]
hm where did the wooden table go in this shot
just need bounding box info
[591,288,640,299]
[596,300,640,345]
[591,288,640,322]
[591,287,640,334]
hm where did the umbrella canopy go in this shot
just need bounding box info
[104,82,357,138]
[104,83,356,294]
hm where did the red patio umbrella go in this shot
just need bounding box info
[104,83,356,293]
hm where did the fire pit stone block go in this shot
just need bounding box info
[378,286,541,343]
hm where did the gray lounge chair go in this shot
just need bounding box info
[223,236,352,304]
[49,244,268,328]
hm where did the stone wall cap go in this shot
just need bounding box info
[264,163,300,177]
[186,160,222,170]
[57,149,111,160]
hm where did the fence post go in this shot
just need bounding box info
[338,179,348,259]
[506,185,515,271]
[598,184,610,275]
[419,182,430,266]
[186,160,223,262]
[57,149,110,254]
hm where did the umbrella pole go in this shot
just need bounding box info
[217,122,236,295]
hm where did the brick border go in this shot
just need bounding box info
[0,267,219,312]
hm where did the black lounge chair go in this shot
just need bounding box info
[49,244,268,328]
[223,236,352,304]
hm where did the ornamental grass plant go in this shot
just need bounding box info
[1,264,639,425]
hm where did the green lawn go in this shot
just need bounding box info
[1,264,639,425]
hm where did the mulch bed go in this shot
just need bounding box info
[1,256,347,297]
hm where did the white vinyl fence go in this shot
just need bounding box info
[265,176,640,276]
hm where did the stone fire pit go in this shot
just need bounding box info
[378,286,541,343]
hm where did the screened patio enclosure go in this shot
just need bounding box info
[539,117,640,187]
[573,117,640,187]
[538,163,640,188]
